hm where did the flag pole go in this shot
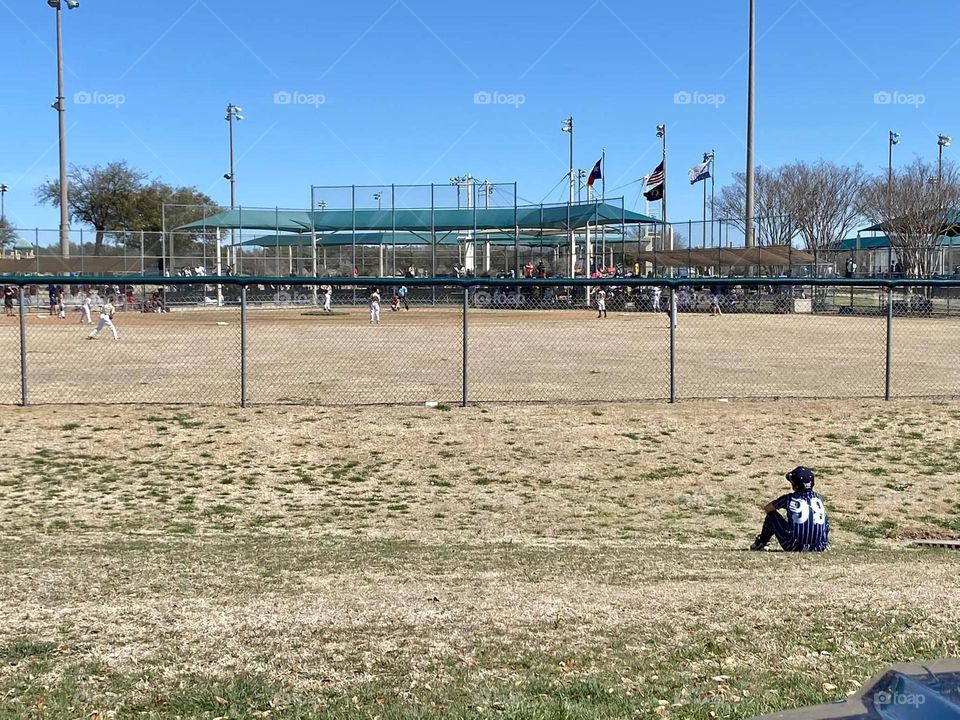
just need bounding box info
[657,125,668,253]
[710,150,717,247]
[601,148,606,271]
[702,154,708,249]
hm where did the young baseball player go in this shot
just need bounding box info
[3,286,14,317]
[369,289,381,325]
[78,294,92,325]
[87,297,119,340]
[750,466,830,552]
[596,288,607,318]
[651,285,662,312]
[57,286,66,319]
[322,285,332,312]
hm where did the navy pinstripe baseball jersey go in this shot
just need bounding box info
[773,490,830,551]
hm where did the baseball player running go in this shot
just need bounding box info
[750,466,830,552]
[87,297,119,340]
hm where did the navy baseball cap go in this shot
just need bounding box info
[786,466,815,487]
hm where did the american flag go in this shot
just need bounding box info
[646,162,665,187]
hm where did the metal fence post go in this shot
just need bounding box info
[240,284,248,407]
[18,285,27,406]
[885,283,893,401]
[669,286,677,403]
[462,283,469,407]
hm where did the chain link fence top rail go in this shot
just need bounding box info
[1,276,960,406]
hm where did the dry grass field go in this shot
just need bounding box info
[0,401,958,719]
[1,305,959,406]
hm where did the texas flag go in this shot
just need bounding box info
[586,157,603,187]
[688,160,712,185]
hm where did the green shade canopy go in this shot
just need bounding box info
[240,232,577,248]
[861,210,960,236]
[179,202,656,233]
[838,234,960,251]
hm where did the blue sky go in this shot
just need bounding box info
[1,0,959,231]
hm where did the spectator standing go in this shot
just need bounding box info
[369,289,381,325]
[78,294,92,325]
[3,286,14,316]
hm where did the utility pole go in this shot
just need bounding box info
[744,0,756,247]
[49,0,80,258]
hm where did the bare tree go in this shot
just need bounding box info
[717,168,797,247]
[0,217,16,253]
[859,158,960,277]
[779,161,867,262]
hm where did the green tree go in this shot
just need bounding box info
[36,161,146,255]
[36,163,221,256]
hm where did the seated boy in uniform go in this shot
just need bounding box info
[750,466,829,552]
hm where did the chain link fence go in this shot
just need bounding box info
[2,277,959,405]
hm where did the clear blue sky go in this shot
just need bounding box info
[1,0,958,230]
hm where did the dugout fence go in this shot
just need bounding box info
[2,276,960,406]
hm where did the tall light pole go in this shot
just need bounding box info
[0,184,7,221]
[744,0,756,248]
[938,134,951,197]
[887,131,900,214]
[562,116,574,277]
[49,0,79,258]
[224,104,243,269]
[657,124,668,252]
[374,192,382,210]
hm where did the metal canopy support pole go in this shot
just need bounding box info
[275,207,281,306]
[669,285,677,403]
[352,185,357,305]
[462,284,469,407]
[391,183,396,277]
[885,283,893,401]
[310,185,318,305]
[240,284,248,407]
[513,182,519,279]
[18,285,27,406]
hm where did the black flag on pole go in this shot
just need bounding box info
[644,162,665,201]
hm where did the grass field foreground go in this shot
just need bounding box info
[0,401,958,719]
